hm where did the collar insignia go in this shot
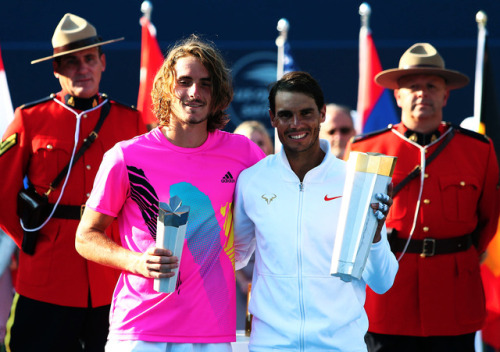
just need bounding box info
[64,94,99,110]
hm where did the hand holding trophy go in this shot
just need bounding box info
[330,152,397,282]
[154,195,190,293]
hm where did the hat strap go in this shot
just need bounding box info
[53,36,102,54]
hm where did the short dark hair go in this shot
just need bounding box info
[268,71,325,114]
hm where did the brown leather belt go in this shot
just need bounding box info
[390,233,473,258]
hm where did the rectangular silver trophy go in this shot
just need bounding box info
[330,152,397,282]
[154,195,190,293]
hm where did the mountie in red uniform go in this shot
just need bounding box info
[0,91,147,308]
[347,122,500,336]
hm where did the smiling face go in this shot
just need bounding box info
[395,74,449,133]
[169,55,212,128]
[53,47,105,98]
[270,91,326,155]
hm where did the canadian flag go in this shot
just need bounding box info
[0,44,14,136]
[137,16,164,126]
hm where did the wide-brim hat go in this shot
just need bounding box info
[375,43,469,90]
[31,13,124,64]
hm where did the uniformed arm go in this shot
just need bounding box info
[233,175,257,271]
[76,208,178,278]
[0,108,31,246]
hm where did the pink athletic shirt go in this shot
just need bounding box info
[86,127,264,343]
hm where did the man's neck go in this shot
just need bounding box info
[401,113,442,135]
[161,121,209,148]
[62,92,100,111]
[285,146,326,182]
[403,125,442,146]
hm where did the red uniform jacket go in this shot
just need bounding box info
[347,122,500,336]
[0,92,147,308]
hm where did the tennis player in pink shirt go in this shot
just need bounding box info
[76,35,264,352]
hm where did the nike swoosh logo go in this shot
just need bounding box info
[324,195,342,201]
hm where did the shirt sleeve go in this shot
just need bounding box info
[362,224,399,294]
[248,143,267,166]
[86,144,130,218]
[233,169,257,271]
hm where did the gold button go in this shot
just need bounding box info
[424,173,429,178]
[423,199,430,204]
[460,181,466,186]
[423,226,429,232]
[86,165,91,170]
[83,114,88,118]
[47,144,53,149]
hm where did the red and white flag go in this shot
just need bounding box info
[356,10,398,134]
[0,44,14,136]
[137,16,164,126]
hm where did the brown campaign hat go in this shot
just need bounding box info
[31,13,124,64]
[375,43,469,90]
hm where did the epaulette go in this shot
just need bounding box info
[351,125,393,144]
[20,94,56,110]
[103,93,138,111]
[452,124,490,144]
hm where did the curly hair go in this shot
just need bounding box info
[151,35,233,131]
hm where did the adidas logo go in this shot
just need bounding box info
[221,171,235,183]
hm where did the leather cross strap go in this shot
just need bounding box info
[393,128,455,197]
[41,101,111,220]
[49,101,111,193]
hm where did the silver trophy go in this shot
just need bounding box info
[330,152,397,282]
[154,195,190,293]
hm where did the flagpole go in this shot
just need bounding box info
[274,18,289,152]
[359,2,370,29]
[276,18,289,80]
[473,11,487,133]
[141,1,152,21]
[356,3,371,134]
[138,0,164,127]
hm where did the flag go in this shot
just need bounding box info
[475,13,500,349]
[0,44,14,136]
[482,220,500,349]
[137,16,164,126]
[356,25,398,134]
[476,20,500,280]
[478,42,500,160]
[0,42,16,336]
